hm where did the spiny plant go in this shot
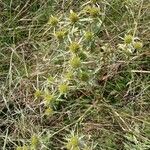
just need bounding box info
[65,131,94,150]
[1,0,150,149]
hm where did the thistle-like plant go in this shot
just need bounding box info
[84,31,94,41]
[66,135,80,150]
[58,83,69,94]
[70,56,81,69]
[69,10,79,24]
[133,41,143,49]
[44,107,54,116]
[124,34,133,44]
[79,71,89,82]
[69,42,81,53]
[31,135,40,149]
[48,16,59,26]
[34,89,43,99]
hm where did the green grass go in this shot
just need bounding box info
[0,0,150,149]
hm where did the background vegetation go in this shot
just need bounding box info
[0,0,150,149]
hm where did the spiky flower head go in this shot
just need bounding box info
[48,16,59,26]
[133,42,143,49]
[44,107,54,116]
[124,35,133,44]
[70,56,81,69]
[66,135,79,150]
[69,42,80,53]
[88,7,100,17]
[44,92,54,106]
[59,83,69,94]
[84,5,91,13]
[69,10,79,24]
[34,89,42,99]
[84,31,94,41]
[31,135,40,149]
[55,30,66,41]
[47,76,55,83]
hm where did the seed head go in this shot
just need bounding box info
[84,6,91,13]
[16,147,22,150]
[16,146,28,150]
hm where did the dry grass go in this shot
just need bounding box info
[0,0,150,149]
